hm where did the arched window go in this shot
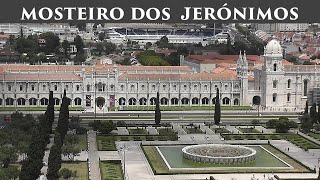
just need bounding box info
[273,63,277,71]
[74,98,82,106]
[152,85,156,91]
[173,85,177,91]
[110,84,114,91]
[181,98,189,105]
[5,98,14,105]
[42,85,46,91]
[40,98,49,106]
[222,97,230,105]
[139,98,147,105]
[212,98,216,105]
[192,98,199,105]
[234,99,240,106]
[202,97,209,105]
[150,97,156,105]
[0,98,3,105]
[17,98,26,106]
[8,85,11,91]
[287,79,291,89]
[31,85,35,91]
[19,85,23,91]
[193,85,198,91]
[272,93,277,102]
[54,98,60,105]
[161,97,168,105]
[204,85,208,91]
[130,85,135,91]
[87,84,91,91]
[171,98,178,105]
[224,84,228,91]
[303,79,308,96]
[287,93,291,102]
[128,98,136,105]
[273,80,278,88]
[119,97,126,106]
[141,85,145,91]
[183,84,187,91]
[29,98,37,106]
[163,85,166,90]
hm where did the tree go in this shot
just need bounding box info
[61,40,70,59]
[318,104,320,123]
[310,103,317,123]
[47,133,63,180]
[98,32,105,41]
[304,101,309,115]
[96,43,104,55]
[155,36,174,48]
[74,52,86,64]
[69,116,82,130]
[104,42,116,55]
[155,92,161,125]
[56,90,70,140]
[74,35,84,53]
[145,42,152,50]
[275,118,290,133]
[88,120,116,134]
[39,32,60,54]
[46,91,55,134]
[0,146,18,168]
[214,88,221,125]
[59,168,77,179]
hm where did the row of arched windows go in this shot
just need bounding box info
[0,98,82,106]
[118,97,240,106]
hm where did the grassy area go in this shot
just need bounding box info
[211,127,230,133]
[142,145,311,174]
[222,134,320,150]
[238,127,261,133]
[308,132,320,140]
[97,135,178,151]
[183,127,204,134]
[157,128,176,135]
[128,128,148,135]
[78,134,88,151]
[100,161,123,180]
[60,162,89,180]
[0,106,84,111]
[113,106,253,111]
[97,136,117,151]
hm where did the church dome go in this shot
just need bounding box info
[264,39,282,56]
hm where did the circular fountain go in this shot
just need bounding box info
[182,144,256,164]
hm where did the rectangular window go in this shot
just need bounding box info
[54,85,58,91]
[31,85,35,91]
[20,85,23,91]
[76,85,80,91]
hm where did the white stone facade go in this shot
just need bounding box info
[0,39,319,112]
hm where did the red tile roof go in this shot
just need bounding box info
[119,72,238,81]
[0,73,82,81]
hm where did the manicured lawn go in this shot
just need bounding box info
[97,135,178,151]
[97,136,117,151]
[308,132,320,140]
[157,128,176,135]
[128,128,148,135]
[60,162,89,180]
[78,134,88,151]
[238,127,261,133]
[100,161,123,180]
[211,128,230,134]
[222,134,320,150]
[183,127,204,134]
[113,106,253,111]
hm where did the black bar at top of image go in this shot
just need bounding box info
[0,0,317,23]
